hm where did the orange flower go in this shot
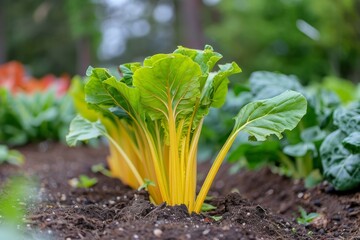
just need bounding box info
[0,61,27,93]
[0,61,70,96]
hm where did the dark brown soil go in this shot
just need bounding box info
[1,142,359,239]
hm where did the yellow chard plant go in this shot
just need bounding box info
[67,46,307,213]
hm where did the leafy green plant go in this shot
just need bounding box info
[320,102,360,191]
[0,62,74,146]
[68,174,98,188]
[67,46,307,213]
[0,145,24,166]
[0,85,75,145]
[222,71,347,187]
[296,207,319,226]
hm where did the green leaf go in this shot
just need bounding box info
[304,169,323,188]
[91,163,112,177]
[86,66,94,76]
[233,90,307,141]
[119,62,141,86]
[210,215,222,221]
[174,45,222,74]
[283,142,317,158]
[69,175,98,188]
[300,126,327,142]
[322,76,357,104]
[138,178,156,191]
[249,71,304,100]
[85,68,114,105]
[103,77,142,116]
[201,62,242,108]
[343,132,360,153]
[0,145,24,166]
[320,130,360,191]
[133,54,202,121]
[66,115,106,146]
[201,203,217,212]
[296,207,319,226]
[333,102,360,135]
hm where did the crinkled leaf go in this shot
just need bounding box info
[320,130,360,191]
[342,132,360,153]
[233,90,307,141]
[333,102,360,135]
[66,115,106,146]
[249,71,304,100]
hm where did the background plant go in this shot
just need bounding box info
[0,61,75,146]
[202,71,359,188]
[320,102,360,191]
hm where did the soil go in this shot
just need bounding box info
[1,142,359,239]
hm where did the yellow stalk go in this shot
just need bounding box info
[194,131,238,213]
[185,120,203,212]
[105,133,144,187]
[142,124,171,203]
[167,90,181,205]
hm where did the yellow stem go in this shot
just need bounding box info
[194,131,238,213]
[105,134,144,187]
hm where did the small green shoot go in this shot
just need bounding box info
[201,203,217,212]
[69,175,98,188]
[0,145,24,166]
[138,179,156,191]
[91,163,112,177]
[210,215,222,221]
[296,207,319,226]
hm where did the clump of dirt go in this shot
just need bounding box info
[1,142,359,239]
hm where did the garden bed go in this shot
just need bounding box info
[1,142,359,239]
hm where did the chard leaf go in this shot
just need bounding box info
[119,62,141,86]
[320,130,360,191]
[233,90,307,141]
[133,54,202,121]
[342,132,360,153]
[103,77,142,116]
[201,62,241,108]
[66,115,106,146]
[85,68,114,105]
[174,45,222,74]
[143,54,169,67]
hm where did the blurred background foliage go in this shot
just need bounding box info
[1,0,359,84]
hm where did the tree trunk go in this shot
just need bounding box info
[0,7,7,63]
[76,37,91,75]
[178,0,205,49]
